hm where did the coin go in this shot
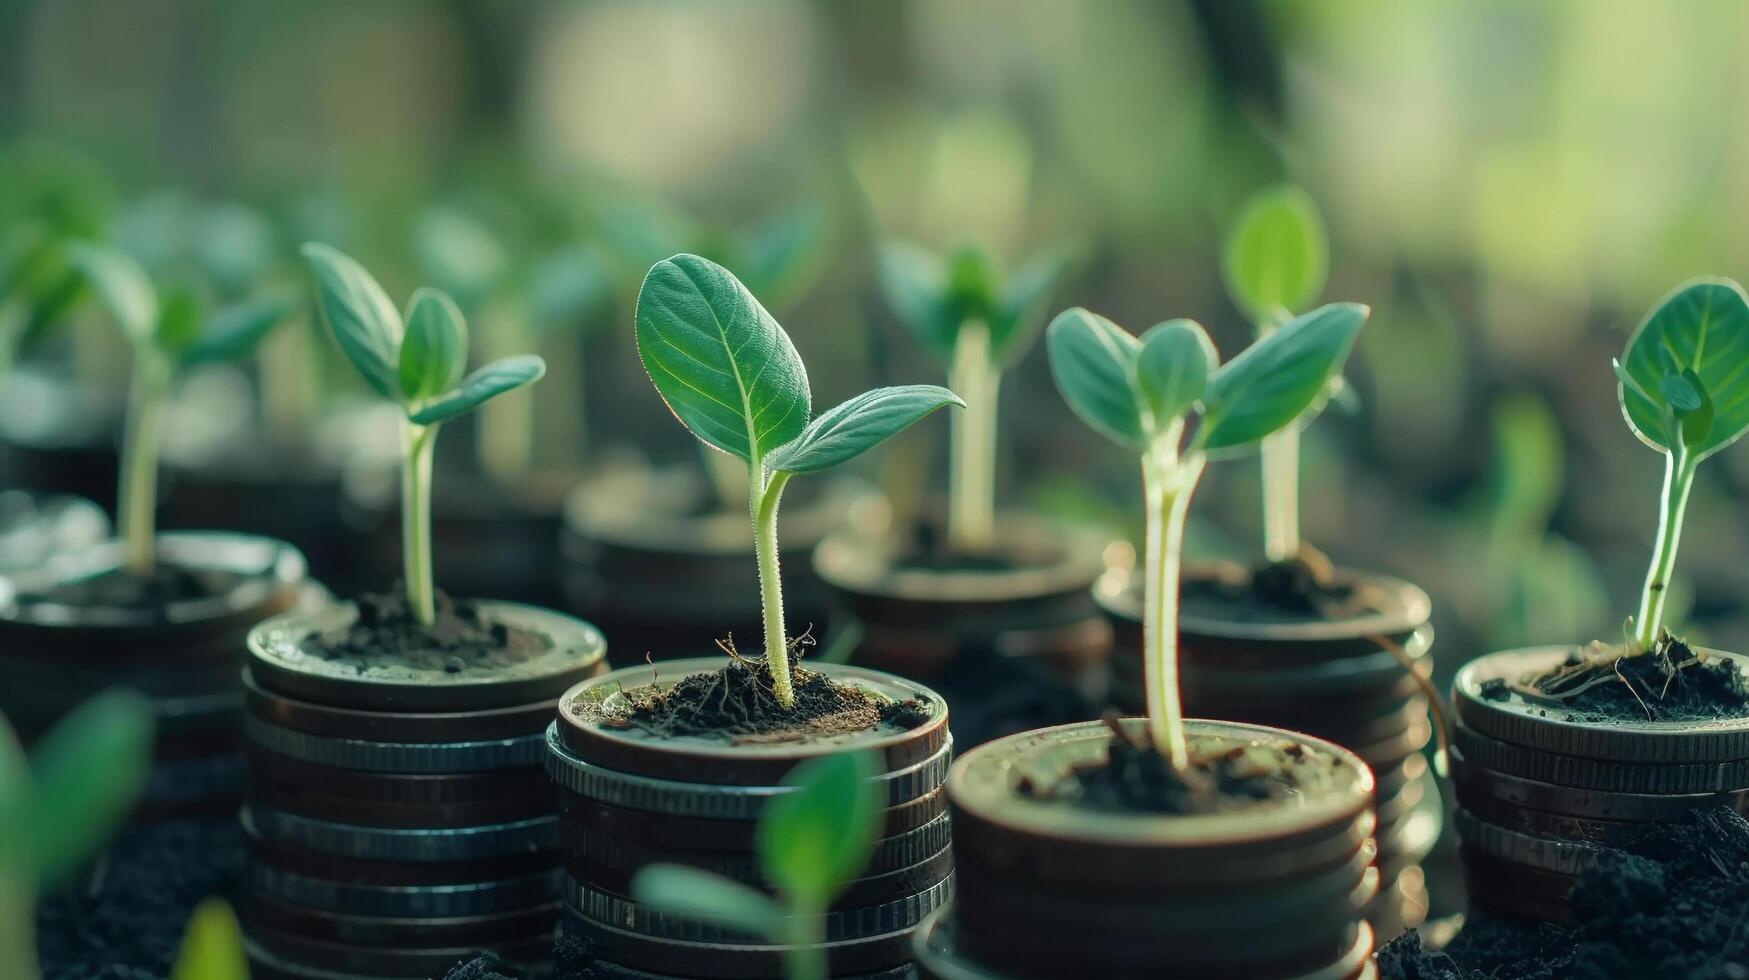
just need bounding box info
[564,876,952,945]
[558,784,948,851]
[251,864,562,917]
[247,745,552,819]
[244,668,560,743]
[555,658,949,784]
[244,806,558,862]
[1453,721,1749,794]
[246,715,548,773]
[562,909,918,979]
[577,844,954,913]
[568,811,953,881]
[245,893,558,947]
[1449,745,1749,820]
[246,926,550,978]
[1452,808,1603,876]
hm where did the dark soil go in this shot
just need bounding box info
[1022,716,1310,815]
[306,587,551,675]
[36,817,246,980]
[1180,548,1372,624]
[1378,806,1749,980]
[1482,633,1749,723]
[595,649,932,744]
[440,954,522,980]
[22,563,239,609]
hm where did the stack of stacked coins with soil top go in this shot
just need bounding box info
[0,532,308,818]
[548,657,955,978]
[1100,560,1440,937]
[240,591,607,980]
[914,719,1380,980]
[1450,643,1749,924]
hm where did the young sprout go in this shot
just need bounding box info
[636,255,962,707]
[1221,186,1331,563]
[71,245,294,577]
[302,243,547,625]
[0,148,110,379]
[0,690,155,980]
[1048,303,1365,765]
[169,897,249,980]
[415,206,614,482]
[632,751,880,980]
[877,241,1073,551]
[1613,278,1749,650]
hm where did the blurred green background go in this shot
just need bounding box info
[7,0,1749,664]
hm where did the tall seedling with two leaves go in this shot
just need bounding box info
[1613,278,1749,651]
[631,752,881,980]
[877,242,1072,550]
[72,245,293,576]
[637,255,962,707]
[1221,186,1332,563]
[1048,304,1364,765]
[303,244,546,625]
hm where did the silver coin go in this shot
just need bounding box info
[1452,808,1604,875]
[563,875,952,944]
[1450,746,1749,820]
[243,806,558,862]
[250,864,562,917]
[1453,722,1749,795]
[245,715,547,773]
[570,811,953,880]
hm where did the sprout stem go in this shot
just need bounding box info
[0,298,22,381]
[783,913,826,980]
[1635,447,1697,650]
[0,878,40,980]
[947,321,999,552]
[1141,444,1205,768]
[401,421,438,626]
[1261,424,1301,562]
[117,359,169,578]
[753,465,795,707]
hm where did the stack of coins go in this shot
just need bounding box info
[1101,570,1440,937]
[1451,646,1749,924]
[241,600,607,979]
[918,720,1379,980]
[549,658,955,978]
[0,532,306,818]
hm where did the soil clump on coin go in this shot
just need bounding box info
[305,587,551,678]
[21,562,240,609]
[1179,549,1374,624]
[1482,634,1749,723]
[1378,806,1749,979]
[588,647,932,744]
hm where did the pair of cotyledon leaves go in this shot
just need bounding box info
[70,243,291,371]
[633,750,880,938]
[1614,277,1749,463]
[1048,302,1368,456]
[636,254,962,476]
[302,243,546,425]
[876,241,1075,366]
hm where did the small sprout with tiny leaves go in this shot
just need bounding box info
[636,254,962,709]
[1047,302,1365,765]
[71,243,294,577]
[302,243,547,627]
[632,751,882,980]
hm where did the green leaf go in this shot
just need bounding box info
[181,295,292,367]
[408,355,545,426]
[1199,302,1367,451]
[69,243,158,349]
[26,689,155,888]
[1045,307,1145,450]
[0,714,28,875]
[876,242,954,359]
[1135,319,1217,424]
[1618,277,1749,461]
[413,207,509,309]
[399,288,468,401]
[635,254,810,463]
[1661,373,1702,413]
[631,864,784,940]
[990,245,1075,364]
[302,242,405,400]
[1222,184,1328,327]
[154,281,207,357]
[758,751,880,911]
[765,385,963,474]
[170,898,250,980]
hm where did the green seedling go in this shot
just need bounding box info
[1221,185,1332,563]
[0,144,113,377]
[632,751,881,980]
[0,690,156,980]
[1047,303,1364,764]
[72,244,294,577]
[1613,278,1749,650]
[170,897,250,980]
[415,205,614,481]
[636,254,961,707]
[303,243,547,626]
[878,241,1073,550]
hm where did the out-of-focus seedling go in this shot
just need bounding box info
[170,897,250,980]
[1612,278,1749,650]
[72,245,293,576]
[877,241,1073,550]
[1221,185,1332,563]
[632,751,881,980]
[1047,303,1364,764]
[0,144,113,377]
[303,243,547,625]
[0,690,156,980]
[636,254,961,706]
